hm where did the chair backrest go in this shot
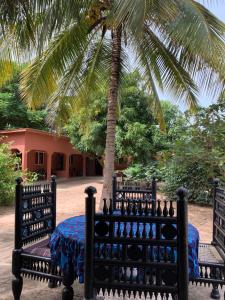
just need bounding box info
[212,179,225,255]
[84,186,188,300]
[112,175,157,211]
[14,176,56,249]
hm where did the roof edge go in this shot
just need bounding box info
[0,128,68,139]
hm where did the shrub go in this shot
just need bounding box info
[0,143,37,206]
[163,161,214,204]
[162,102,225,205]
[123,162,165,182]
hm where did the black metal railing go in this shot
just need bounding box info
[112,175,157,211]
[14,176,56,248]
[84,186,188,300]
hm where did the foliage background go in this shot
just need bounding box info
[0,143,37,205]
[0,67,48,131]
[0,70,224,206]
[65,72,225,204]
[162,100,225,204]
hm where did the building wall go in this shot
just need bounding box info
[0,132,25,153]
[0,129,103,179]
[24,131,80,155]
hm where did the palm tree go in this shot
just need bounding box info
[1,0,225,202]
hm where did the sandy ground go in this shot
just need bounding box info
[0,177,223,300]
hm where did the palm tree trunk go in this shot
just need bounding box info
[101,27,122,205]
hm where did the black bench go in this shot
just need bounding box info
[192,179,225,299]
[12,176,74,300]
[112,175,157,210]
[84,186,189,300]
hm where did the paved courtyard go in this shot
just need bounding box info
[0,177,222,299]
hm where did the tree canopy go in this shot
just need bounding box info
[66,71,186,165]
[0,68,48,130]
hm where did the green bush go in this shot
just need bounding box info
[123,103,225,205]
[123,162,165,182]
[0,143,37,206]
[163,161,214,204]
[162,102,225,205]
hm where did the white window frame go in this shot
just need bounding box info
[35,151,45,165]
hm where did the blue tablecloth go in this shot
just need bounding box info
[50,215,200,283]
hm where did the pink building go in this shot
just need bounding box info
[0,128,103,180]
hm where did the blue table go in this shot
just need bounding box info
[50,215,200,283]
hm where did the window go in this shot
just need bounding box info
[35,152,45,165]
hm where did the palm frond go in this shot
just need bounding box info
[112,0,180,37]
[135,28,199,111]
[134,41,166,130]
[20,19,90,107]
[46,33,112,109]
[46,95,76,129]
[0,60,14,87]
[153,0,225,97]
[36,0,92,53]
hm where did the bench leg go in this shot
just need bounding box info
[12,276,23,300]
[62,286,74,300]
[210,284,220,299]
[48,279,58,288]
[210,267,221,299]
[84,288,97,300]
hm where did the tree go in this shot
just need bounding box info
[119,99,188,182]
[163,100,225,203]
[1,1,225,202]
[150,101,188,155]
[65,91,107,163]
[0,68,48,130]
[66,72,189,171]
[66,71,155,164]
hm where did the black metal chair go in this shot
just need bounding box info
[192,179,225,299]
[12,176,74,300]
[112,175,157,210]
[84,186,189,300]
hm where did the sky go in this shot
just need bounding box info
[207,1,225,22]
[158,1,225,109]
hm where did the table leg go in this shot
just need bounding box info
[62,261,75,300]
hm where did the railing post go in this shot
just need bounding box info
[12,178,24,299]
[152,177,157,210]
[212,178,219,245]
[49,176,57,290]
[15,177,23,249]
[112,174,117,210]
[176,187,188,300]
[84,186,97,300]
[51,175,57,232]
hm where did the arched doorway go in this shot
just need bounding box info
[51,152,66,177]
[69,154,83,177]
[86,157,103,176]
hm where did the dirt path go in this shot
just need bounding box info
[0,177,219,299]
